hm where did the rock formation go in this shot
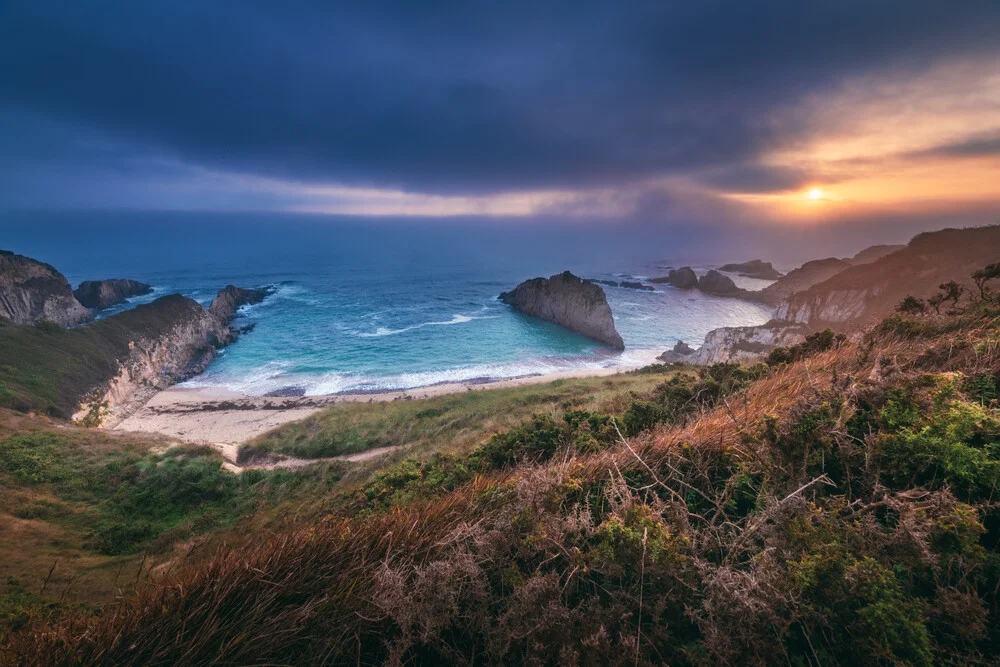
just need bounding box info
[0,250,92,326]
[718,259,782,280]
[74,279,153,309]
[698,270,746,295]
[209,285,275,323]
[650,267,698,288]
[750,258,851,305]
[72,294,234,425]
[777,226,1000,330]
[500,271,624,349]
[659,323,808,365]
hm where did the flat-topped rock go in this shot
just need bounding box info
[0,250,92,326]
[500,271,624,349]
[718,259,783,280]
[74,278,153,309]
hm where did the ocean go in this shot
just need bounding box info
[1,210,774,395]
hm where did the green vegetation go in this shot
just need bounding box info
[242,367,684,461]
[0,295,206,417]
[5,264,1000,665]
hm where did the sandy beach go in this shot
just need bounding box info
[112,349,663,446]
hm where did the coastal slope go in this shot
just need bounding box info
[0,250,92,327]
[500,271,625,349]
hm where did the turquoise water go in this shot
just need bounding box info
[1,211,774,395]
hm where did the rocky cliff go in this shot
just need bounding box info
[500,271,624,349]
[0,250,92,326]
[74,279,153,309]
[847,244,905,266]
[72,294,233,425]
[751,258,850,305]
[659,322,809,365]
[777,225,1000,329]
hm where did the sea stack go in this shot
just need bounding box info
[500,271,625,349]
[698,270,744,295]
[0,250,92,326]
[74,279,153,309]
[717,259,783,280]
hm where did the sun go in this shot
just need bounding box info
[808,188,824,200]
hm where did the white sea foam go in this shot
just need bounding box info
[354,313,498,338]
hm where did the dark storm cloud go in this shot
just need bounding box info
[908,133,1000,159]
[1,0,999,198]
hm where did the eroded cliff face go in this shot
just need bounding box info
[72,295,231,425]
[500,271,625,349]
[777,225,1000,330]
[0,251,92,326]
[71,286,274,426]
[660,323,808,365]
[74,279,153,309]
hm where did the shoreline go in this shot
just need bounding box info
[112,349,663,445]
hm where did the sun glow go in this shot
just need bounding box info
[808,188,823,200]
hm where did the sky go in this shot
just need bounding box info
[1,1,999,238]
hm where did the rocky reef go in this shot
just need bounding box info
[500,271,624,349]
[650,266,697,288]
[717,259,782,280]
[589,279,655,291]
[0,250,92,327]
[74,279,153,309]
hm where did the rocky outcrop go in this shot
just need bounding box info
[751,258,850,305]
[698,270,746,295]
[777,226,1000,330]
[500,271,624,349]
[72,295,233,425]
[651,267,698,288]
[660,323,809,365]
[209,285,275,323]
[718,260,782,280]
[847,244,905,266]
[74,279,153,309]
[0,250,92,327]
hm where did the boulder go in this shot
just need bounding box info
[500,271,624,349]
[718,259,782,280]
[698,270,744,295]
[0,250,92,326]
[650,266,698,288]
[74,279,153,309]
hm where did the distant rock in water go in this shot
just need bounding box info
[717,259,782,280]
[698,270,745,295]
[209,285,276,323]
[0,250,92,326]
[589,279,655,291]
[650,267,698,289]
[500,271,624,349]
[673,340,694,355]
[74,279,153,309]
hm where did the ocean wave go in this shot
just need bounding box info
[353,313,499,338]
